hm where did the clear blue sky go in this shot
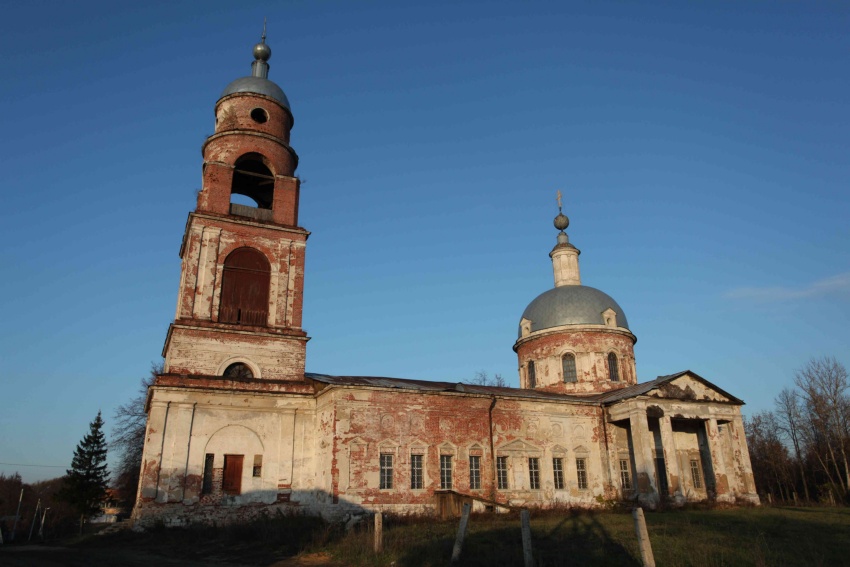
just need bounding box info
[1,1,848,482]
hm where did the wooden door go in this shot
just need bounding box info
[223,454,244,495]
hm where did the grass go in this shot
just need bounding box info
[325,506,850,566]
[6,506,850,566]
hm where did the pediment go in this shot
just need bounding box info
[498,439,542,455]
[646,372,734,403]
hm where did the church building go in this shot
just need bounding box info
[133,37,758,526]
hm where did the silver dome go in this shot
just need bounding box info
[518,285,630,337]
[220,77,291,111]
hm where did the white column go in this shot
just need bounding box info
[705,418,732,502]
[659,415,683,502]
[629,408,657,505]
[192,226,222,320]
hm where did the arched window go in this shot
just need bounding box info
[223,362,254,379]
[608,352,620,382]
[231,153,275,209]
[219,247,270,326]
[527,360,536,388]
[562,353,577,383]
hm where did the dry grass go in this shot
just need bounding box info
[6,505,850,566]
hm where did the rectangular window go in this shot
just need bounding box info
[469,455,481,490]
[496,456,509,490]
[562,354,577,383]
[253,454,263,477]
[553,458,565,490]
[380,454,394,489]
[410,454,423,489]
[690,459,703,489]
[440,455,453,490]
[222,454,244,495]
[528,457,540,490]
[202,453,214,494]
[619,459,632,490]
[576,457,588,490]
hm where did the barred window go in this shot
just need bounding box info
[553,458,565,490]
[528,458,540,490]
[562,353,577,383]
[252,454,263,477]
[440,455,453,490]
[576,457,588,490]
[608,353,620,382]
[690,459,703,489]
[527,361,536,388]
[469,455,481,490]
[496,456,509,490]
[619,459,632,490]
[410,454,423,489]
[380,454,393,489]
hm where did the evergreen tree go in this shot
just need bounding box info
[59,411,109,519]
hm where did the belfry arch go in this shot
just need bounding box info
[231,153,275,209]
[219,247,271,326]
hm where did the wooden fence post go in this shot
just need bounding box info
[632,507,656,567]
[520,509,534,567]
[450,502,472,563]
[374,512,383,554]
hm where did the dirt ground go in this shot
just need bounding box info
[0,546,341,567]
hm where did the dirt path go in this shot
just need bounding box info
[0,547,342,567]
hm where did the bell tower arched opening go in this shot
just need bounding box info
[231,153,275,210]
[219,247,271,326]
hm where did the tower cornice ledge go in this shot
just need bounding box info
[513,324,636,352]
[202,129,298,162]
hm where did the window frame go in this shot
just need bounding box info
[619,458,632,491]
[553,457,565,490]
[528,457,540,490]
[607,352,620,382]
[410,453,424,490]
[562,353,577,383]
[527,360,536,388]
[576,457,588,490]
[379,453,394,489]
[469,455,481,490]
[496,456,509,490]
[690,458,703,489]
[440,454,453,490]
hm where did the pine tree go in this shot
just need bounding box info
[59,411,109,519]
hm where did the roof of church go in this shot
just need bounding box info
[519,284,630,337]
[307,371,743,406]
[305,373,600,404]
[220,31,291,110]
[221,76,291,109]
[593,370,744,405]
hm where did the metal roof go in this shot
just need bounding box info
[519,284,630,337]
[594,370,744,405]
[305,373,599,404]
[305,370,743,406]
[220,76,291,110]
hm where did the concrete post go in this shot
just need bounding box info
[450,502,471,563]
[520,509,534,567]
[629,409,657,505]
[632,508,656,567]
[374,512,382,553]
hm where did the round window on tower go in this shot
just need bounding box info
[250,108,269,124]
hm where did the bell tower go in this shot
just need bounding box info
[162,33,308,381]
